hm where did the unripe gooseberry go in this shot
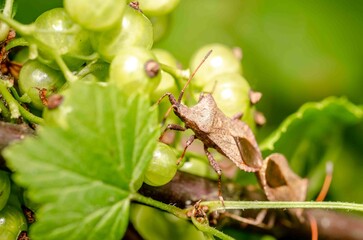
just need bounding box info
[109,47,161,95]
[190,43,242,89]
[144,142,178,186]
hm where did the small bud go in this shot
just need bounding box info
[254,111,266,127]
[249,90,262,105]
[232,47,243,61]
[145,60,160,78]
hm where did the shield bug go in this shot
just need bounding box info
[158,50,263,202]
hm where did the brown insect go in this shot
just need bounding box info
[35,87,49,106]
[158,50,263,201]
[257,153,308,221]
[255,153,333,239]
[35,87,63,109]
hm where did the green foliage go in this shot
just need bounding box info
[3,81,159,239]
[1,0,363,239]
[156,0,363,118]
[260,97,363,199]
[261,97,363,153]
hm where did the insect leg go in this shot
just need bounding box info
[177,135,195,165]
[35,87,49,107]
[155,92,172,105]
[231,112,243,120]
[154,92,178,125]
[159,124,186,141]
[160,105,173,126]
[203,146,224,205]
[222,209,273,229]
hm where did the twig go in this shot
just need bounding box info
[139,171,363,240]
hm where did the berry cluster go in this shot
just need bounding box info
[0,1,263,238]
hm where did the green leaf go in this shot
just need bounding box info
[260,97,363,152]
[3,81,159,240]
[259,97,363,198]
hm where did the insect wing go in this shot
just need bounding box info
[234,136,263,170]
[260,153,308,202]
[206,128,262,172]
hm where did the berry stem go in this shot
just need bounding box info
[5,37,29,51]
[0,97,11,120]
[2,0,14,17]
[131,193,188,219]
[76,60,108,79]
[159,63,189,91]
[0,80,44,124]
[0,13,35,36]
[53,52,78,83]
[0,0,14,41]
[191,216,234,240]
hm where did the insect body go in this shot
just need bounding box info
[167,92,263,172]
[159,51,263,201]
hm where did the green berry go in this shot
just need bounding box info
[90,5,153,62]
[0,205,27,240]
[18,60,66,110]
[34,8,93,70]
[144,142,178,186]
[190,43,242,88]
[202,73,251,118]
[137,0,180,16]
[64,0,126,31]
[109,47,161,95]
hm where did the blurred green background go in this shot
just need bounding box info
[156,0,363,124]
[10,0,363,203]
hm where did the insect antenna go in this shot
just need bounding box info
[177,50,213,103]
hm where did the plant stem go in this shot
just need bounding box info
[160,63,189,91]
[2,0,13,15]
[0,0,14,41]
[0,80,44,124]
[132,193,236,240]
[53,53,78,83]
[191,216,235,240]
[0,13,35,36]
[0,97,10,119]
[203,200,363,213]
[76,60,108,79]
[10,87,27,103]
[69,52,99,61]
[131,193,188,220]
[5,37,29,51]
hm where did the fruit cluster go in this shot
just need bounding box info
[0,1,263,238]
[0,170,28,239]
